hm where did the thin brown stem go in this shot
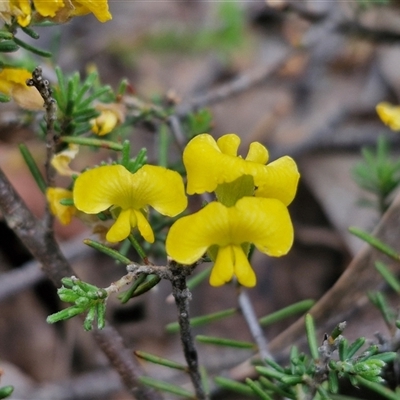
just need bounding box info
[170,262,206,399]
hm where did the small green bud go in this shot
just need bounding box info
[83,306,96,331]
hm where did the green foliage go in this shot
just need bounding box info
[249,317,398,399]
[131,2,247,58]
[52,67,113,137]
[47,277,108,331]
[352,135,400,214]
[0,386,13,400]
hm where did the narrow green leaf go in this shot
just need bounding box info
[356,376,398,400]
[158,123,170,168]
[258,376,295,399]
[214,376,255,396]
[0,385,13,399]
[12,36,52,57]
[339,338,349,361]
[21,25,40,39]
[47,305,85,323]
[19,143,47,193]
[118,273,147,303]
[135,350,187,371]
[264,358,285,373]
[259,299,315,327]
[0,31,13,40]
[131,275,161,297]
[349,227,400,260]
[83,239,132,264]
[138,376,194,398]
[96,302,106,329]
[328,370,339,393]
[246,378,272,399]
[61,136,123,151]
[375,261,400,293]
[166,308,237,333]
[0,40,19,52]
[83,306,96,331]
[346,337,366,359]
[120,140,131,168]
[196,335,255,349]
[255,366,285,380]
[59,198,74,206]
[305,314,319,360]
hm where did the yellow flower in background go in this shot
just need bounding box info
[51,144,80,176]
[0,68,43,110]
[166,197,294,287]
[376,102,400,131]
[90,103,125,136]
[73,164,187,243]
[0,0,111,27]
[46,187,75,225]
[183,133,299,206]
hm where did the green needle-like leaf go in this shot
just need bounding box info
[196,335,255,349]
[214,376,255,397]
[134,351,187,371]
[138,376,194,398]
[166,308,237,333]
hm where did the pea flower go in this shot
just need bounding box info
[0,0,111,27]
[47,187,75,225]
[51,144,80,176]
[0,68,43,110]
[90,103,125,136]
[183,133,299,206]
[376,102,400,131]
[166,197,293,287]
[73,164,187,243]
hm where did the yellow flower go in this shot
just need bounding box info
[46,187,75,225]
[73,164,187,243]
[376,102,400,131]
[166,197,294,287]
[51,144,80,176]
[0,0,111,27]
[90,103,125,136]
[183,133,299,206]
[0,68,43,110]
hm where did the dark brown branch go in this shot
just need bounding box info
[0,166,162,400]
[170,262,206,400]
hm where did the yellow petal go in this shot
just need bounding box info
[232,245,256,287]
[0,68,43,110]
[166,201,229,264]
[51,144,80,176]
[376,102,400,131]
[166,196,293,265]
[255,156,300,206]
[33,0,64,17]
[184,134,263,194]
[134,209,155,243]
[90,109,118,136]
[133,165,187,216]
[106,208,132,242]
[70,0,112,22]
[233,197,294,256]
[73,165,131,213]
[216,133,240,156]
[46,187,75,225]
[245,141,269,164]
[209,245,234,286]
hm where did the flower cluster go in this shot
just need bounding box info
[48,133,299,288]
[0,0,112,27]
[166,133,300,287]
